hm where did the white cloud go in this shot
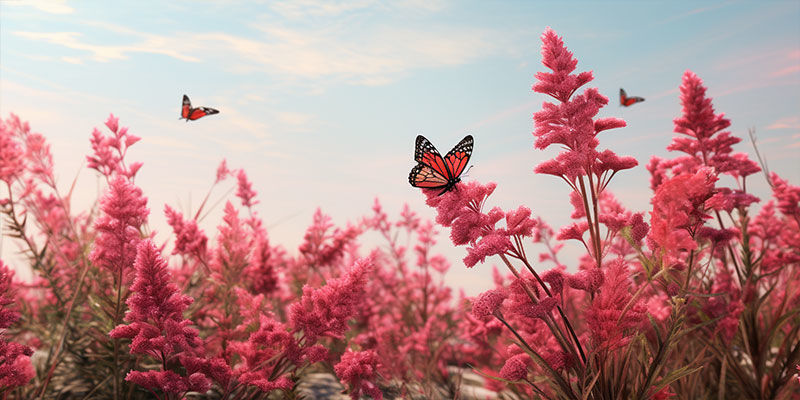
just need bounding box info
[194,24,505,84]
[4,0,74,14]
[13,30,201,63]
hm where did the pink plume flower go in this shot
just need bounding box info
[334,349,383,400]
[586,259,646,350]
[109,240,209,394]
[472,289,507,319]
[647,167,717,264]
[499,353,531,381]
[565,268,604,292]
[289,258,373,342]
[164,204,207,257]
[0,117,25,183]
[770,172,800,221]
[532,27,593,104]
[90,176,149,276]
[215,159,230,183]
[0,262,35,389]
[236,169,259,208]
[87,114,141,179]
[532,27,634,192]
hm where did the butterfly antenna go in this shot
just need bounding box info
[462,165,474,178]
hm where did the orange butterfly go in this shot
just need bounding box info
[620,88,645,107]
[408,135,473,195]
[181,95,219,121]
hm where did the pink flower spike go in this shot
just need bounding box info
[105,113,119,133]
[334,349,383,400]
[472,289,507,319]
[215,159,230,183]
[532,27,593,103]
[0,119,25,183]
[236,169,259,208]
[289,258,373,342]
[499,353,531,381]
[90,176,149,276]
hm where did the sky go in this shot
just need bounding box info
[1,0,799,296]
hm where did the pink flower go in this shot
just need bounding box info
[770,172,800,221]
[0,262,35,389]
[231,313,296,392]
[90,176,149,276]
[532,28,633,185]
[236,169,259,208]
[334,349,383,400]
[499,353,531,381]
[109,240,209,395]
[565,268,604,292]
[87,114,141,179]
[0,117,25,183]
[586,259,645,350]
[472,289,507,319]
[164,204,207,257]
[289,258,373,342]
[647,167,717,264]
[215,158,230,183]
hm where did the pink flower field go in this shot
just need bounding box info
[1,28,799,400]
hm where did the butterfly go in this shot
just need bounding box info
[180,95,220,121]
[619,88,645,107]
[408,134,473,195]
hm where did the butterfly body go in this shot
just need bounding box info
[619,88,645,107]
[181,95,220,121]
[408,134,473,195]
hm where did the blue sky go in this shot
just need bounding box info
[1,0,799,295]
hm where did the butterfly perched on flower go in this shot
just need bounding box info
[408,134,473,195]
[619,88,645,107]
[180,95,220,121]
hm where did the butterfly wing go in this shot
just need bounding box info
[182,95,192,119]
[409,135,473,193]
[188,107,220,120]
[628,96,645,106]
[408,163,450,189]
[620,88,644,107]
[442,135,473,180]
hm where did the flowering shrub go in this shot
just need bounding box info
[0,27,798,400]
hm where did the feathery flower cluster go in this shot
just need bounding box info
[423,181,538,267]
[472,289,507,319]
[532,28,633,185]
[109,240,210,394]
[0,117,25,184]
[0,262,35,389]
[87,114,142,179]
[586,259,646,350]
[164,204,208,257]
[235,169,258,208]
[90,176,149,276]
[334,349,383,400]
[647,167,717,265]
[770,172,800,221]
[289,258,373,342]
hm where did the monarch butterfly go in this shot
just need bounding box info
[619,88,645,107]
[408,134,473,195]
[181,95,220,121]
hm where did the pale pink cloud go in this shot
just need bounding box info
[771,64,800,78]
[765,117,800,130]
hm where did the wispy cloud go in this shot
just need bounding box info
[4,0,74,14]
[193,24,505,85]
[765,116,800,130]
[13,30,201,63]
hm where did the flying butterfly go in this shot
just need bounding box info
[180,95,220,121]
[408,134,473,196]
[619,88,645,107]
